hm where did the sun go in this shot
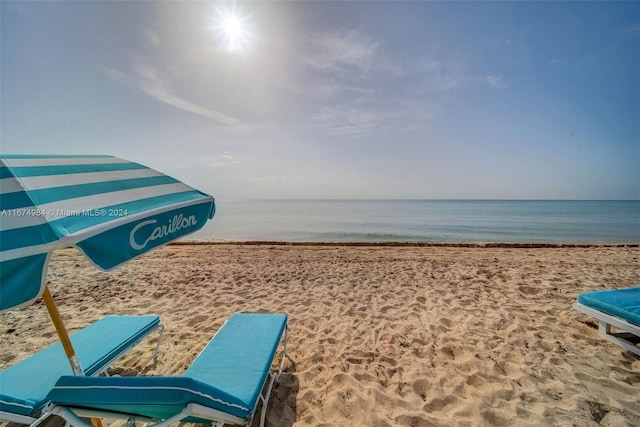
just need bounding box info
[223,15,243,39]
[212,5,252,53]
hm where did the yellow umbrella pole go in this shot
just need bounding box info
[42,286,84,376]
[42,287,104,427]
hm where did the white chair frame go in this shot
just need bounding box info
[574,303,640,356]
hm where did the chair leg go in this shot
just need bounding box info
[258,325,288,427]
[151,323,165,364]
[140,323,166,374]
[29,410,53,427]
[259,373,278,427]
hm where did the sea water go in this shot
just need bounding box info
[192,200,640,244]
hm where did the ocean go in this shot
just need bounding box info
[191,199,640,244]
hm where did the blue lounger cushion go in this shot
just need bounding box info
[577,287,640,326]
[47,376,251,420]
[0,315,161,417]
[47,313,288,422]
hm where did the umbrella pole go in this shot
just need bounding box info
[41,287,106,427]
[42,286,85,376]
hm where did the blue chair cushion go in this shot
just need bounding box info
[183,313,288,412]
[47,375,250,420]
[0,315,161,417]
[47,313,288,421]
[578,287,640,326]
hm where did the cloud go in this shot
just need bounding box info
[301,78,342,99]
[298,28,410,103]
[415,55,506,92]
[203,152,239,168]
[102,64,243,126]
[305,29,379,75]
[301,78,376,100]
[414,56,469,91]
[311,106,379,137]
[144,29,160,46]
[310,101,434,138]
[297,29,502,138]
[484,75,507,89]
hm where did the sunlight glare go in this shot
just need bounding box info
[213,5,252,53]
[223,16,242,39]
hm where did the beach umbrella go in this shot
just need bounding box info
[0,154,215,376]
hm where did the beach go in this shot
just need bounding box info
[1,244,639,426]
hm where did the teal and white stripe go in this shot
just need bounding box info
[0,155,215,311]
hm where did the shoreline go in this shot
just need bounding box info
[176,240,640,248]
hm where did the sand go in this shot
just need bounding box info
[1,244,639,427]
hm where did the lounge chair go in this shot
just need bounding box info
[40,313,288,427]
[574,287,640,356]
[0,315,164,425]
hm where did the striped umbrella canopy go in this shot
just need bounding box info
[0,154,215,374]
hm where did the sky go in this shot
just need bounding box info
[1,1,639,200]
